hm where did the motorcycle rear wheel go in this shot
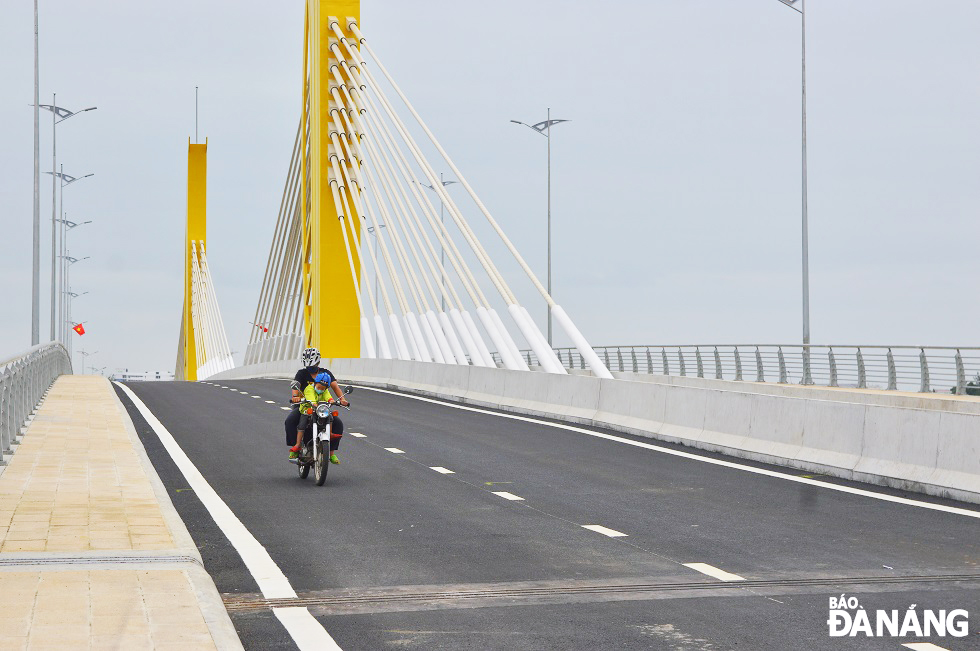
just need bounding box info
[298,442,310,479]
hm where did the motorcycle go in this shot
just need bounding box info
[289,382,353,486]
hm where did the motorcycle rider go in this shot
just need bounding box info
[286,347,348,459]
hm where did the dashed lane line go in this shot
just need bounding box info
[430,466,454,474]
[492,491,525,501]
[356,386,980,521]
[902,644,951,651]
[349,433,366,438]
[682,563,746,582]
[384,448,405,454]
[581,524,628,538]
[265,400,276,404]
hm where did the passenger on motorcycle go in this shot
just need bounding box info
[286,347,349,459]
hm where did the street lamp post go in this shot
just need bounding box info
[57,218,92,342]
[45,171,93,341]
[61,257,89,355]
[419,175,457,311]
[510,109,569,347]
[78,349,98,375]
[63,289,87,361]
[777,0,811,377]
[37,101,96,341]
[32,0,40,345]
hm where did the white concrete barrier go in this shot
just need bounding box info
[209,358,980,504]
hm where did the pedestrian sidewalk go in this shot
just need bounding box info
[0,375,242,650]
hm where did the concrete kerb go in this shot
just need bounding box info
[111,381,245,651]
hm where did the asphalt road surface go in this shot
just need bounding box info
[116,378,980,651]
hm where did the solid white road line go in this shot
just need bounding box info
[492,491,525,501]
[358,386,980,520]
[581,524,628,538]
[430,466,455,474]
[272,607,343,651]
[683,562,745,582]
[385,447,405,454]
[349,433,366,438]
[115,383,344,651]
[902,643,950,651]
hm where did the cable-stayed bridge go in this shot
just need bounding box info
[3,2,979,649]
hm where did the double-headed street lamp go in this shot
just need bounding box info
[511,109,569,347]
[37,99,96,341]
[419,175,457,311]
[78,349,98,375]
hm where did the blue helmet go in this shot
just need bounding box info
[314,372,332,385]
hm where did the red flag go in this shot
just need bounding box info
[72,323,86,336]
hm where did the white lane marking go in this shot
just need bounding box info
[903,644,951,651]
[252,395,262,399]
[385,447,405,454]
[265,400,276,404]
[220,386,228,388]
[492,491,525,501]
[358,386,980,520]
[683,563,745,582]
[281,407,291,411]
[349,433,367,438]
[116,383,344,650]
[273,607,343,651]
[430,466,455,474]
[239,391,249,395]
[582,524,628,538]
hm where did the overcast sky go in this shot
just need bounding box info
[2,1,978,374]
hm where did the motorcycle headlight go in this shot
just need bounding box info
[315,404,330,419]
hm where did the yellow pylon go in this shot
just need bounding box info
[181,140,207,381]
[302,0,362,358]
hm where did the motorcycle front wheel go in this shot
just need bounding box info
[314,440,329,486]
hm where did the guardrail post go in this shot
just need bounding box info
[856,348,867,388]
[755,346,764,382]
[616,347,625,372]
[734,347,743,381]
[919,347,930,393]
[603,348,611,371]
[646,347,653,374]
[887,348,897,390]
[955,349,966,395]
[828,347,838,387]
[802,347,813,385]
[678,348,686,377]
[713,347,723,379]
[777,347,788,384]
[579,350,586,370]
[526,350,533,367]
[695,347,704,378]
[631,347,638,373]
[661,348,669,375]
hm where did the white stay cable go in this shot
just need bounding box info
[344,91,459,364]
[326,162,377,359]
[328,112,416,362]
[348,85,493,367]
[348,23,596,376]
[327,128,393,359]
[199,244,234,371]
[330,38,526,371]
[356,144,430,362]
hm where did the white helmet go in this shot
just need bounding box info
[301,347,321,367]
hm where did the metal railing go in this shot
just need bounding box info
[0,343,72,459]
[492,345,980,395]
